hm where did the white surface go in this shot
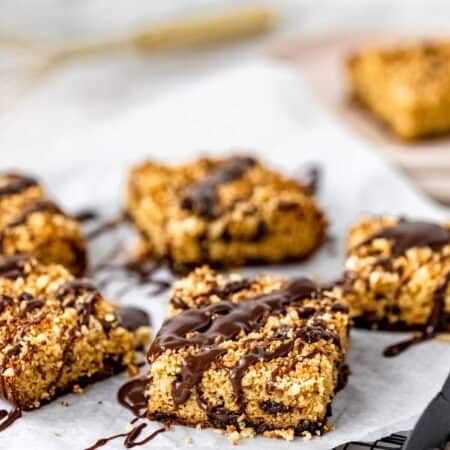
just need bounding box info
[1,61,449,449]
[4,0,450,174]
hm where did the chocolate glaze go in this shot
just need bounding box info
[0,174,37,199]
[5,200,63,230]
[0,294,13,314]
[0,200,64,251]
[170,278,252,311]
[118,306,150,332]
[19,298,45,317]
[55,279,97,300]
[226,342,298,409]
[0,254,29,279]
[357,220,450,258]
[149,278,339,412]
[149,278,319,357]
[172,348,227,406]
[384,272,450,357]
[181,156,256,219]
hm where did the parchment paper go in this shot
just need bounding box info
[2,61,449,450]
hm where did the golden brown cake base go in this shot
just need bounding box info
[347,41,450,140]
[146,267,349,440]
[0,173,87,276]
[344,216,450,329]
[0,255,137,410]
[125,156,326,273]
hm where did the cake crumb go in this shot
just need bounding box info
[263,428,295,441]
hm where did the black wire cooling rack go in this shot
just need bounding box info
[334,432,408,450]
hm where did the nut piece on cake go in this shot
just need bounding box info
[0,173,87,276]
[343,216,450,329]
[125,156,326,273]
[0,255,140,410]
[146,267,349,439]
[347,41,450,140]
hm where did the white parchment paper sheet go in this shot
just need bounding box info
[1,61,449,450]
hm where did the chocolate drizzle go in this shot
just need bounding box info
[226,342,298,409]
[0,174,37,199]
[84,376,167,449]
[84,425,166,450]
[56,279,97,301]
[0,407,22,431]
[0,254,29,279]
[150,278,319,357]
[118,306,150,332]
[85,215,125,241]
[172,348,227,406]
[5,201,63,229]
[384,272,450,357]
[357,220,450,258]
[149,278,338,413]
[181,156,256,219]
[300,165,321,196]
[72,209,99,223]
[91,255,171,298]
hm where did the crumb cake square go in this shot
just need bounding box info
[146,267,349,438]
[348,41,450,140]
[0,255,137,410]
[344,216,450,329]
[0,172,87,276]
[125,156,326,273]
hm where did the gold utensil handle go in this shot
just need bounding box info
[132,7,274,50]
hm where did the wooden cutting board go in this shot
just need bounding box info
[269,31,450,205]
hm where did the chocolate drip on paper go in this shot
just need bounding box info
[299,165,321,196]
[118,377,149,418]
[181,156,256,219]
[0,407,22,431]
[85,376,166,449]
[72,209,99,223]
[84,425,166,450]
[0,174,37,199]
[92,255,171,298]
[85,215,125,241]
